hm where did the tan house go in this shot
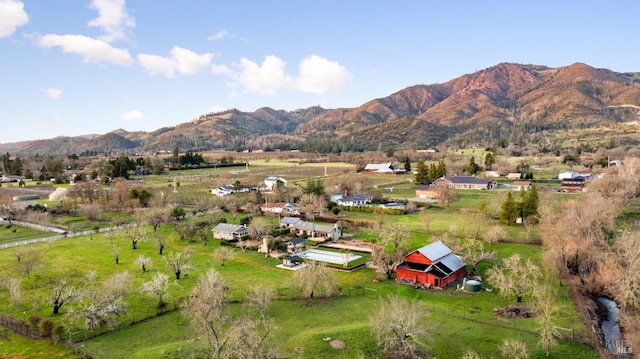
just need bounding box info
[506,173,522,180]
[432,176,496,190]
[212,223,249,240]
[415,185,439,199]
[291,221,341,241]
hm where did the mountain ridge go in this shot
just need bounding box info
[3,62,640,155]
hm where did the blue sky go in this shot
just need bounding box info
[1,0,639,144]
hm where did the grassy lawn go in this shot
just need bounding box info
[0,161,601,358]
[0,221,596,358]
[0,222,50,244]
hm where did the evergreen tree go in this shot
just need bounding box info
[436,161,447,178]
[463,156,480,175]
[500,192,519,225]
[521,184,539,219]
[414,159,430,185]
[403,156,411,172]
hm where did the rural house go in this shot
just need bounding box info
[506,173,522,180]
[415,185,439,200]
[279,216,303,228]
[331,193,374,206]
[561,176,586,192]
[264,176,287,191]
[395,240,466,288]
[432,176,496,190]
[362,163,395,174]
[211,184,235,197]
[261,202,299,215]
[211,223,249,241]
[290,221,341,241]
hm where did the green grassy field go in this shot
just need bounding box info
[0,158,601,358]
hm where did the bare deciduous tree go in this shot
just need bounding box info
[484,225,506,243]
[141,272,171,313]
[371,246,405,280]
[370,294,432,359]
[16,248,43,278]
[3,277,22,306]
[48,279,75,315]
[164,249,194,280]
[213,246,235,266]
[290,262,338,298]
[154,233,167,255]
[487,254,540,303]
[134,255,153,272]
[246,285,276,320]
[533,285,560,356]
[184,268,231,358]
[444,237,496,277]
[142,206,170,232]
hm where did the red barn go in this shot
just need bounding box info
[396,240,466,288]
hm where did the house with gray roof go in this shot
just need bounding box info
[212,223,249,240]
[291,220,341,241]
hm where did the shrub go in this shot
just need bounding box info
[40,319,54,337]
[28,315,41,331]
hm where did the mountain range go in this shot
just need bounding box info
[3,62,640,155]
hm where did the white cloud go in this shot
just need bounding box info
[138,53,175,78]
[37,34,133,65]
[0,0,29,38]
[171,46,213,75]
[120,110,144,121]
[88,0,135,43]
[138,46,214,78]
[44,88,63,99]
[220,55,351,96]
[296,55,351,94]
[237,55,295,96]
[208,29,230,41]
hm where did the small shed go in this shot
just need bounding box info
[282,255,302,268]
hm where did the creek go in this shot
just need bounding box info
[597,296,631,356]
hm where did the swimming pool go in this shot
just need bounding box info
[297,248,362,265]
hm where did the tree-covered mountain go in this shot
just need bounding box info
[3,62,640,155]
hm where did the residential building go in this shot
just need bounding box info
[290,221,341,241]
[432,176,496,190]
[506,173,522,180]
[395,240,466,288]
[279,216,303,228]
[331,193,373,206]
[264,176,287,191]
[415,185,438,199]
[561,176,586,192]
[211,223,249,241]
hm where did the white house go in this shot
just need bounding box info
[558,171,579,180]
[211,184,236,197]
[331,193,373,207]
[264,176,287,191]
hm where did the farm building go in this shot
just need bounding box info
[395,240,466,288]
